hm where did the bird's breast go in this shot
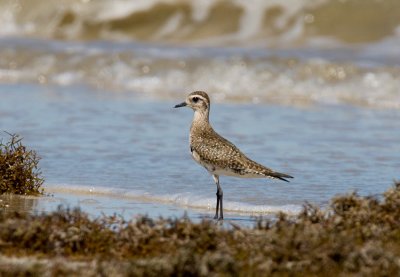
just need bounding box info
[190,147,201,163]
[190,147,216,173]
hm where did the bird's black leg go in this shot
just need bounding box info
[218,187,223,220]
[213,174,219,219]
[214,191,220,220]
[213,175,223,220]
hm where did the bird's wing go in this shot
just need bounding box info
[191,130,266,175]
[191,129,293,181]
[192,133,241,166]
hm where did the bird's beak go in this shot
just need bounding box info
[174,102,187,108]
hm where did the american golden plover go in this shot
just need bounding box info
[174,91,293,220]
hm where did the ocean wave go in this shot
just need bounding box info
[0,40,399,109]
[0,0,399,46]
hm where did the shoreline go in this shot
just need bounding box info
[0,186,275,227]
[0,182,399,275]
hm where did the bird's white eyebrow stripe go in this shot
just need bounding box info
[191,95,207,102]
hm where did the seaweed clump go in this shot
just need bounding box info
[0,182,399,276]
[0,133,44,195]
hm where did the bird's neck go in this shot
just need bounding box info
[191,109,210,131]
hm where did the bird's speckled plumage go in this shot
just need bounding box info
[175,91,293,220]
[190,125,280,179]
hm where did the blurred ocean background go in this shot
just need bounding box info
[0,0,399,219]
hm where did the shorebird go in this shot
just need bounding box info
[174,91,293,220]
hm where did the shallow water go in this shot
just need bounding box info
[1,82,399,218]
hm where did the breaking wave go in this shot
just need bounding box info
[0,0,400,46]
[0,39,399,109]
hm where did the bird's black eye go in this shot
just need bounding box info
[192,97,199,103]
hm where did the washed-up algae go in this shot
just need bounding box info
[0,133,44,195]
[0,182,399,276]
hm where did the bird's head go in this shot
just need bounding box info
[174,91,210,112]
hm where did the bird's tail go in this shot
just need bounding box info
[269,171,294,182]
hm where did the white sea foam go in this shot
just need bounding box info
[0,39,399,109]
[45,184,302,216]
